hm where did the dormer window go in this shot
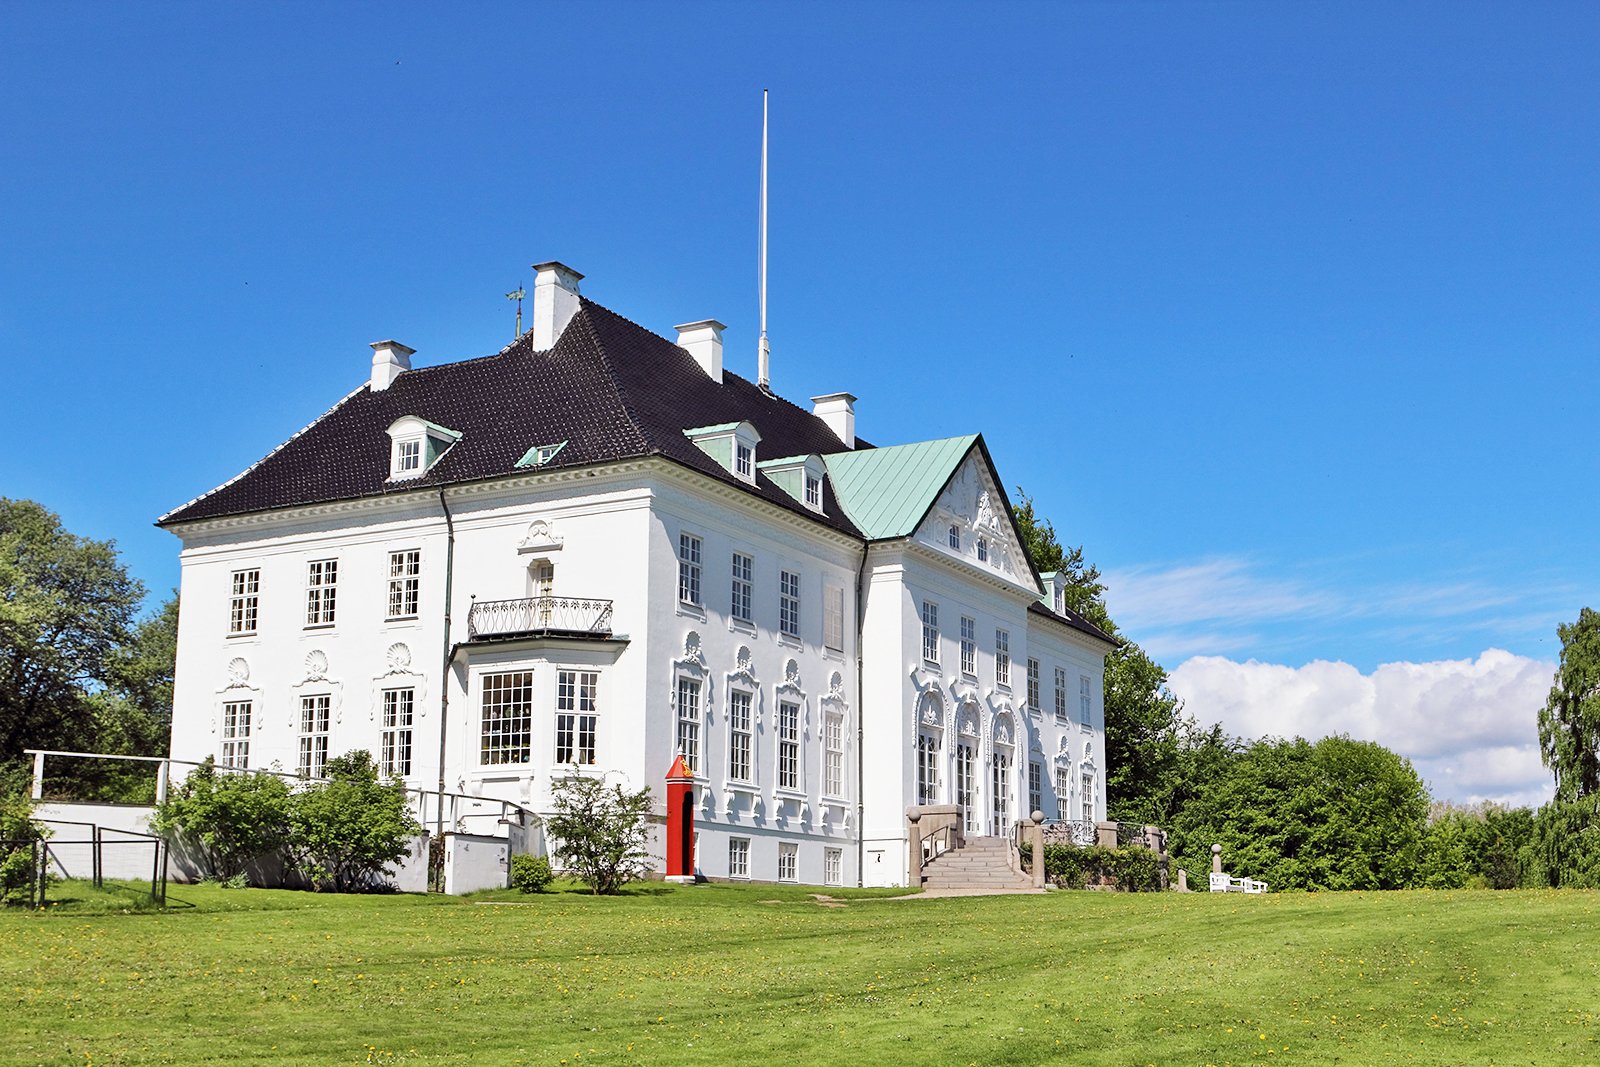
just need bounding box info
[758,454,827,515]
[685,421,762,485]
[515,440,568,469]
[386,416,462,481]
[805,472,821,508]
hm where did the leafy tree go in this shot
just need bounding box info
[0,794,49,905]
[151,758,291,881]
[546,770,653,895]
[1538,607,1600,803]
[287,750,420,892]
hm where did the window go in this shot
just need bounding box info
[916,731,941,806]
[1026,656,1039,710]
[1055,667,1069,723]
[804,472,821,508]
[1054,585,1065,614]
[1029,760,1042,817]
[824,847,843,887]
[229,569,260,634]
[956,741,977,833]
[823,583,845,652]
[305,559,337,627]
[977,537,989,563]
[221,700,251,767]
[991,748,1012,836]
[555,670,599,765]
[779,570,800,638]
[777,842,798,881]
[995,629,1010,687]
[678,533,702,606]
[730,552,753,623]
[777,702,800,790]
[961,617,977,676]
[676,677,701,771]
[298,694,330,778]
[728,837,750,878]
[397,438,421,474]
[1080,675,1093,725]
[735,442,754,480]
[824,711,844,797]
[947,524,960,550]
[920,601,939,663]
[1055,765,1072,818]
[381,688,414,778]
[728,690,753,782]
[481,671,534,765]
[387,550,421,619]
[1081,771,1094,822]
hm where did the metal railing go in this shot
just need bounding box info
[1041,819,1100,847]
[467,596,614,639]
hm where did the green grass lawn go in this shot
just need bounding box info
[3,881,1596,1066]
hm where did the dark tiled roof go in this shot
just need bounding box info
[159,298,867,536]
[1028,600,1120,647]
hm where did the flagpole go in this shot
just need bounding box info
[758,88,771,392]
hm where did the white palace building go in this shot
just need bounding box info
[158,262,1115,888]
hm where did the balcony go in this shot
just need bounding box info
[466,596,614,641]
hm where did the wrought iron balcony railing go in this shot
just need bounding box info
[467,596,614,640]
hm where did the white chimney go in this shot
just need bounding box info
[531,261,584,350]
[811,392,857,449]
[369,340,415,392]
[676,319,726,382]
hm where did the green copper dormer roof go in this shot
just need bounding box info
[822,434,978,540]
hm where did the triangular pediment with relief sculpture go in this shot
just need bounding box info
[913,448,1040,594]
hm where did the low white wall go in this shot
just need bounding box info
[443,833,508,894]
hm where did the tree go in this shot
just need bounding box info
[545,770,653,895]
[1538,607,1600,803]
[92,594,178,756]
[151,759,292,881]
[287,750,420,892]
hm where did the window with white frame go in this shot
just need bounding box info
[678,533,702,606]
[381,687,414,778]
[1029,760,1042,816]
[1054,764,1071,818]
[777,701,800,790]
[977,536,989,563]
[823,847,843,887]
[728,837,750,878]
[555,670,599,765]
[676,677,701,771]
[920,601,939,663]
[1081,770,1094,822]
[728,690,752,782]
[396,438,421,474]
[735,442,754,480]
[916,730,941,806]
[305,559,337,627]
[221,700,251,767]
[777,842,798,881]
[1055,667,1069,723]
[823,583,845,652]
[947,524,960,550]
[956,740,977,833]
[995,629,1010,687]
[730,552,753,623]
[481,670,533,765]
[991,744,1012,836]
[1026,656,1040,711]
[387,549,421,619]
[1080,675,1092,725]
[779,570,800,638]
[804,472,822,509]
[299,694,330,778]
[824,711,844,797]
[960,617,976,676]
[1054,585,1065,614]
[229,569,260,634]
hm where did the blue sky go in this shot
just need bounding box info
[4,2,1595,803]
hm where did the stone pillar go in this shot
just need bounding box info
[1212,843,1223,875]
[1029,810,1046,889]
[1176,868,1189,892]
[907,811,923,887]
[1096,820,1118,849]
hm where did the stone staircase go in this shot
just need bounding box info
[919,835,1040,894]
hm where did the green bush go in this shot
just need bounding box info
[510,854,553,893]
[547,770,652,895]
[151,758,291,881]
[1,794,49,905]
[1030,843,1163,892]
[287,751,420,893]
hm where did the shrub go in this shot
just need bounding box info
[510,853,553,893]
[1,794,49,905]
[287,751,420,893]
[1033,843,1163,892]
[151,758,291,881]
[546,770,652,895]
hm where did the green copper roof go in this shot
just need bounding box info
[823,435,977,540]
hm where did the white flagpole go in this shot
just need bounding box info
[758,88,771,392]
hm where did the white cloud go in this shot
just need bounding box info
[1167,649,1556,806]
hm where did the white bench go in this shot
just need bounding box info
[1209,872,1268,894]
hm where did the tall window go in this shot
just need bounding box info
[920,601,939,663]
[961,617,977,676]
[1081,770,1094,822]
[676,677,701,771]
[229,569,260,634]
[1029,760,1042,816]
[305,559,337,626]
[299,694,330,778]
[730,552,753,623]
[916,731,941,805]
[728,690,752,782]
[1026,657,1040,711]
[947,524,960,550]
[1055,764,1072,819]
[735,442,753,479]
[956,740,976,833]
[728,838,750,878]
[555,670,599,765]
[677,533,702,605]
[823,711,844,797]
[381,687,414,778]
[777,842,798,882]
[824,847,843,887]
[823,583,845,652]
[221,700,251,767]
[995,629,1010,687]
[397,439,421,473]
[779,570,800,638]
[777,702,800,790]
[387,550,421,619]
[805,473,822,508]
[481,671,533,764]
[1080,675,1093,725]
[1055,667,1069,723]
[991,746,1012,836]
[977,537,989,563]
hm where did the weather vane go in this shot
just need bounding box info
[506,284,527,339]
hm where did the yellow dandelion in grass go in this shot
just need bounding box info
[1259,1033,1266,1040]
